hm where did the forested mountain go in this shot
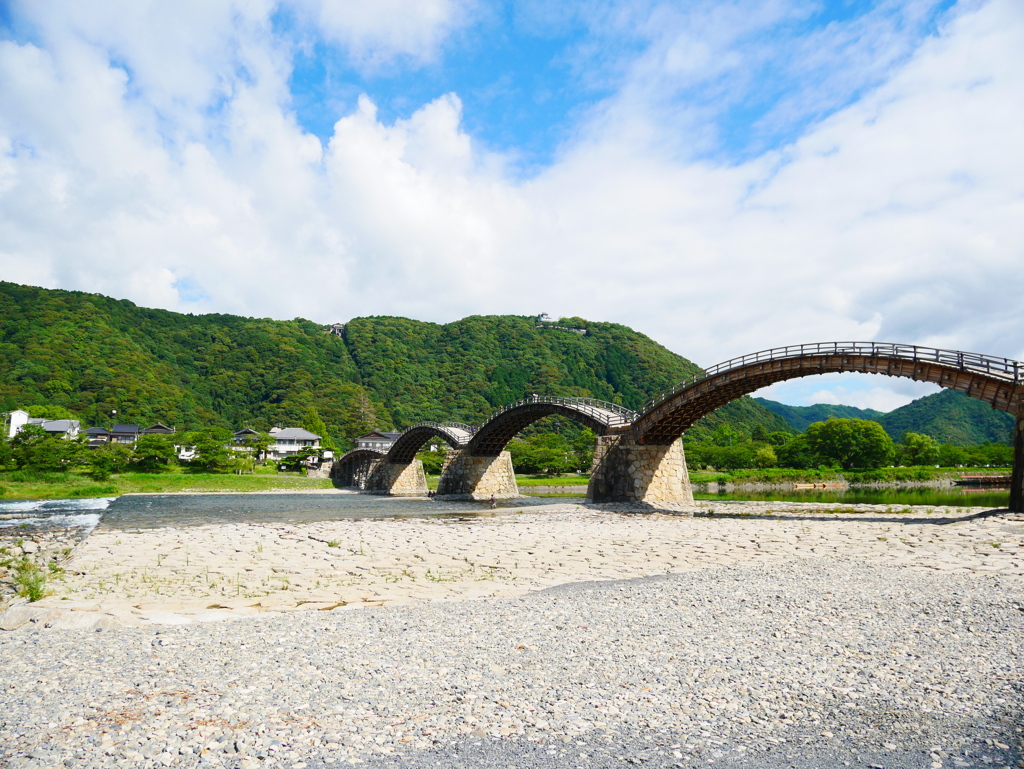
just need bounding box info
[756,389,1015,445]
[0,282,786,447]
[877,388,1015,445]
[751,399,884,432]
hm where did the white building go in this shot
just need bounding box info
[7,410,80,439]
[268,427,321,458]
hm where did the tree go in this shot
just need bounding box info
[899,432,940,466]
[88,443,133,480]
[776,434,819,469]
[416,448,446,475]
[26,405,79,420]
[341,390,380,446]
[183,428,233,473]
[752,445,778,468]
[0,438,14,470]
[240,432,275,463]
[509,433,571,475]
[937,443,967,467]
[131,434,177,472]
[570,428,597,473]
[10,425,85,473]
[804,418,895,470]
[302,407,338,451]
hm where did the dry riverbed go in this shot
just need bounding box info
[2,501,1024,769]
[3,500,1023,629]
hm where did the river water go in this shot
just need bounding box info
[0,485,1010,538]
[0,493,557,536]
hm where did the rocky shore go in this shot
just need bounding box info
[0,527,88,611]
[1,501,1023,768]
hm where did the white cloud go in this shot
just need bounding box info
[295,0,475,67]
[0,0,1022,412]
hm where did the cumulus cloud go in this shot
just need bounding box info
[0,0,1021,409]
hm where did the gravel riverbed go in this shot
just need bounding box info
[2,554,1023,769]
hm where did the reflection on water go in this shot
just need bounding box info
[693,486,1010,508]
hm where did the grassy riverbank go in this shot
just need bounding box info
[689,466,1008,485]
[0,468,333,501]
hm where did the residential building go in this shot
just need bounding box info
[268,427,321,458]
[7,410,80,439]
[355,431,402,453]
[109,424,141,444]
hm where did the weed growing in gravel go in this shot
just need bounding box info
[327,540,341,548]
[13,559,48,602]
[990,542,1003,548]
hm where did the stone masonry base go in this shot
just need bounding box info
[587,434,694,506]
[436,450,519,499]
[368,459,428,496]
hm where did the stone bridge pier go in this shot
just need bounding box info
[367,460,429,496]
[1012,413,1024,513]
[436,450,518,499]
[332,454,428,495]
[586,433,694,507]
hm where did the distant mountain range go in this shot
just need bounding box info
[755,389,1015,445]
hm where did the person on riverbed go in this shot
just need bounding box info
[489,494,497,509]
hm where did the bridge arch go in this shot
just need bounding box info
[386,422,473,464]
[332,448,384,488]
[632,342,1023,445]
[467,396,636,456]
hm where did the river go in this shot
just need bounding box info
[0,485,1010,538]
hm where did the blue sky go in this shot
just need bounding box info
[0,0,1021,411]
[281,0,957,171]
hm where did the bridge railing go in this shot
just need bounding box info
[403,421,474,435]
[488,395,637,427]
[641,341,1023,414]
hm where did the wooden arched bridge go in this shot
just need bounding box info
[333,341,1024,511]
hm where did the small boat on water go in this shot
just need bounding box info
[793,482,846,490]
[954,474,1012,486]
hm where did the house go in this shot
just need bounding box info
[232,427,261,443]
[142,422,175,436]
[268,427,321,458]
[84,427,110,448]
[355,431,402,453]
[7,410,80,439]
[109,424,141,444]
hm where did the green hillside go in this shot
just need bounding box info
[756,389,1014,445]
[879,388,1015,445]
[0,282,786,446]
[753,398,884,432]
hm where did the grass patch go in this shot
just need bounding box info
[13,560,48,602]
[514,474,590,486]
[0,469,334,500]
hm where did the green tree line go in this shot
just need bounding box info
[684,417,1014,471]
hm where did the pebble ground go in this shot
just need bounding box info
[2,504,1023,769]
